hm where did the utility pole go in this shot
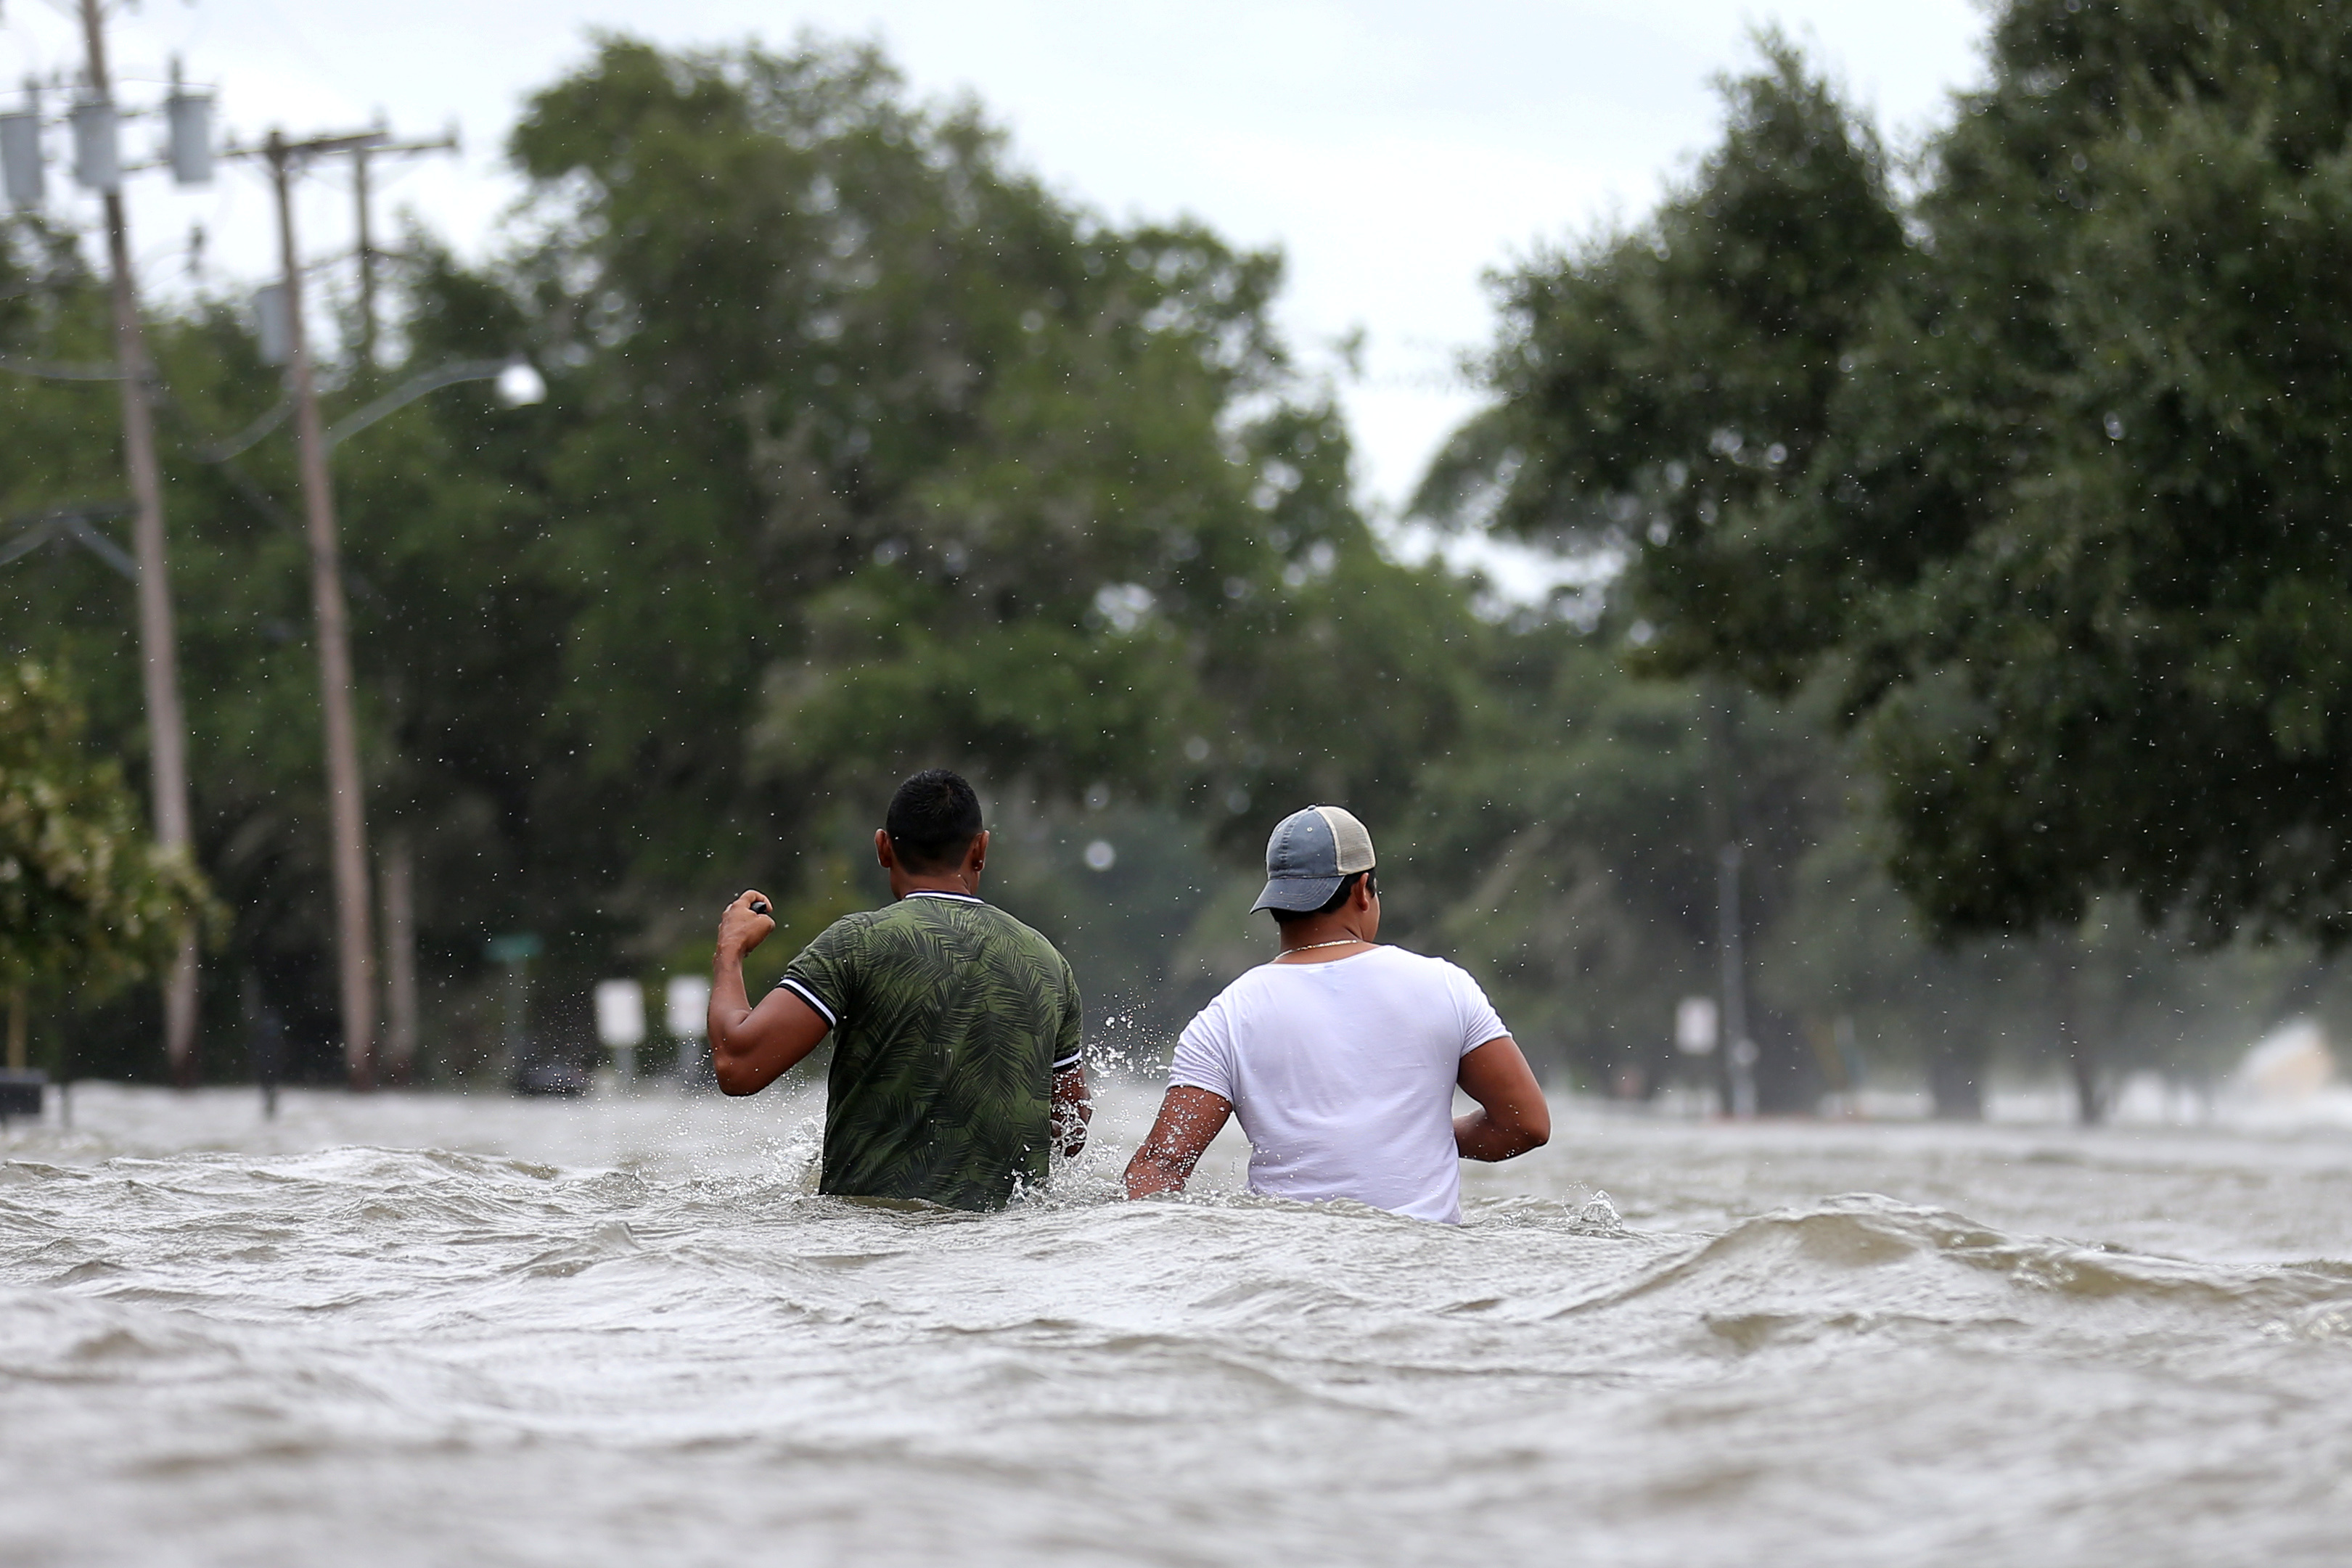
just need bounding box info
[1707,686,1758,1119]
[379,826,418,1085]
[263,126,387,1089]
[1716,841,1758,1119]
[319,123,459,1081]
[240,123,457,1088]
[348,123,457,370]
[77,0,200,1086]
[353,139,375,369]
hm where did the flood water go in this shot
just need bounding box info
[5,1076,2352,1567]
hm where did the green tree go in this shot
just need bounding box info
[1423,20,2352,1115]
[1461,3,2352,951]
[12,36,1485,1080]
[431,34,1475,952]
[1419,36,1906,689]
[1404,44,1910,1106]
[0,661,214,998]
[1811,0,2352,948]
[1394,617,1848,1109]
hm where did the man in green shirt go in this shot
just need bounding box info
[708,769,1091,1210]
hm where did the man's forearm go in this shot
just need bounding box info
[1123,1145,1194,1198]
[705,891,826,1096]
[1052,1067,1092,1157]
[1454,1110,1544,1162]
[1454,1038,1550,1162]
[1123,1085,1232,1199]
[707,948,753,1054]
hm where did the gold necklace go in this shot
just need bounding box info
[1283,937,1368,953]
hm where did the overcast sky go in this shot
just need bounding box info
[4,0,1990,521]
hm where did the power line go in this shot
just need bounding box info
[0,500,136,578]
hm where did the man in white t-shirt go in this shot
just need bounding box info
[1124,805,1550,1223]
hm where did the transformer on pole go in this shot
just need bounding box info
[252,282,290,366]
[68,94,118,193]
[165,62,213,187]
[1,83,43,208]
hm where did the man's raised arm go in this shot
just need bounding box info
[708,890,832,1096]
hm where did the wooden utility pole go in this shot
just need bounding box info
[1716,841,1757,1119]
[265,127,386,1089]
[348,125,456,370]
[353,141,376,369]
[78,0,200,1085]
[379,827,418,1084]
[1707,686,1758,1119]
[220,120,461,1088]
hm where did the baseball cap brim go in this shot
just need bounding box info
[1250,873,1348,914]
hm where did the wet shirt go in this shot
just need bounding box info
[1168,945,1507,1223]
[778,891,1082,1211]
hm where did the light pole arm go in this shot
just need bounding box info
[324,358,520,449]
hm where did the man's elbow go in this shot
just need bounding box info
[713,1049,760,1096]
[1479,1102,1549,1160]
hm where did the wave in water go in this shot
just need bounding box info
[4,1096,2352,1567]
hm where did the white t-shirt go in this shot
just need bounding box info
[1167,945,1509,1223]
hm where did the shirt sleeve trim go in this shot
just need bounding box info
[1050,1049,1085,1071]
[1165,1072,1232,1101]
[777,976,838,1029]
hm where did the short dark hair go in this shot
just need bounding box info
[886,769,983,872]
[1269,869,1376,925]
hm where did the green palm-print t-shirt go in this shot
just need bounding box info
[778,890,1083,1210]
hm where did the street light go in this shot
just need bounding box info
[323,356,544,449]
[495,360,546,407]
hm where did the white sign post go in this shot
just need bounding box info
[1676,996,1719,1056]
[665,975,712,1087]
[594,980,647,1088]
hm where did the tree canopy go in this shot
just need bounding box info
[3,22,2337,1114]
[3,35,1481,1078]
[0,662,215,996]
[1442,1,2352,949]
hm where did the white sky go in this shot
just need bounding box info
[3,0,1990,528]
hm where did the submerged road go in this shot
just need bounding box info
[4,1079,2351,1566]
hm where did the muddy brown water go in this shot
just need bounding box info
[4,1079,2351,1566]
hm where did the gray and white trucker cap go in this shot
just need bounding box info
[1250,805,1377,914]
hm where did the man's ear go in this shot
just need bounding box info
[965,830,990,873]
[1356,874,1378,910]
[874,829,896,869]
